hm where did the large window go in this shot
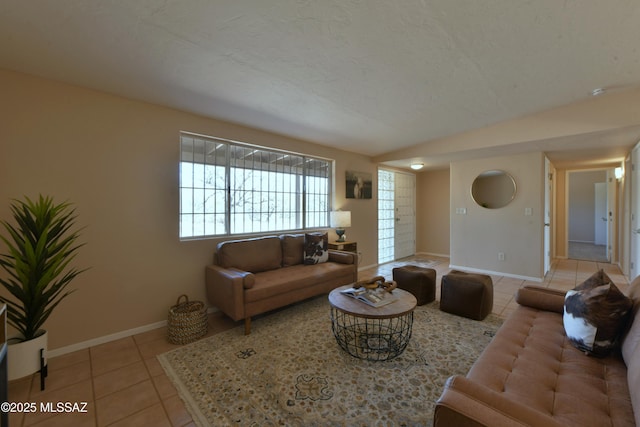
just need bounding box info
[180,133,331,239]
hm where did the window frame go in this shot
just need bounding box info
[179,132,333,240]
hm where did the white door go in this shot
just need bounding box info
[594,182,607,246]
[606,169,616,263]
[544,158,553,275]
[631,146,640,279]
[394,172,416,259]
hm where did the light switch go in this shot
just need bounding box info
[524,207,532,216]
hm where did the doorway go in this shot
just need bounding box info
[544,157,553,275]
[567,170,611,262]
[377,169,416,264]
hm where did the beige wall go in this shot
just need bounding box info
[416,169,450,256]
[450,152,545,280]
[0,69,379,351]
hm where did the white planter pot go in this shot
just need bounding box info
[8,330,47,381]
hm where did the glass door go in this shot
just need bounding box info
[378,169,416,264]
[378,170,395,263]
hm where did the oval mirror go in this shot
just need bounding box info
[471,170,516,209]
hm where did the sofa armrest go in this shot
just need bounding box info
[205,265,250,321]
[515,285,566,314]
[435,376,566,427]
[328,250,356,265]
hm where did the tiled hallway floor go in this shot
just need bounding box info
[8,256,629,426]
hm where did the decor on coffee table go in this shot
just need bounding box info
[329,284,416,361]
[158,295,502,426]
[353,275,397,292]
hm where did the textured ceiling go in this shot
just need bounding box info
[1,1,640,168]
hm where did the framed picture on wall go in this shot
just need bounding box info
[346,170,372,199]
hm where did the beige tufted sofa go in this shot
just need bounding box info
[434,277,640,427]
[205,234,357,334]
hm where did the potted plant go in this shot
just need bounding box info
[0,195,86,380]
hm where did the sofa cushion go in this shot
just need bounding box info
[563,269,633,357]
[244,262,354,303]
[216,236,282,273]
[467,304,635,426]
[515,285,566,314]
[303,232,328,265]
[280,234,304,267]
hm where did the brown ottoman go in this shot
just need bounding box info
[440,270,493,320]
[392,265,436,305]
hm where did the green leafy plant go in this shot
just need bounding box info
[0,195,86,341]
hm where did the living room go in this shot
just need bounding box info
[2,2,640,426]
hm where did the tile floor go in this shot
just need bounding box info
[7,256,629,426]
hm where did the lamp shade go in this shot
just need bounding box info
[330,211,351,228]
[615,167,623,180]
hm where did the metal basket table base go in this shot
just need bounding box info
[330,307,414,361]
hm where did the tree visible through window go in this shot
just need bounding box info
[180,133,331,239]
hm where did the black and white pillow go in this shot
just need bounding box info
[303,233,329,265]
[563,270,632,357]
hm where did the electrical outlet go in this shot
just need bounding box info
[498,252,505,261]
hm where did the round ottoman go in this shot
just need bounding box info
[440,270,493,320]
[392,265,436,306]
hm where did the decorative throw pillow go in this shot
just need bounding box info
[280,234,304,267]
[303,232,329,265]
[563,269,633,357]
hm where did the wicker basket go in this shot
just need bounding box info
[167,294,208,345]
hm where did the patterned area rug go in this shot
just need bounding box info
[397,258,441,268]
[158,296,502,427]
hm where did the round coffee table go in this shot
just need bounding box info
[328,285,417,361]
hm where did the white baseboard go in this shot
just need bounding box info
[448,264,543,283]
[358,263,379,272]
[48,306,219,358]
[417,251,450,258]
[48,321,167,358]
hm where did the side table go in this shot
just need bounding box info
[328,241,357,254]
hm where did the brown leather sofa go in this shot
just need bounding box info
[205,234,357,334]
[434,277,640,427]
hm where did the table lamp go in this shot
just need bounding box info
[330,211,351,242]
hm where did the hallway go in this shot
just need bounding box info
[568,242,608,263]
